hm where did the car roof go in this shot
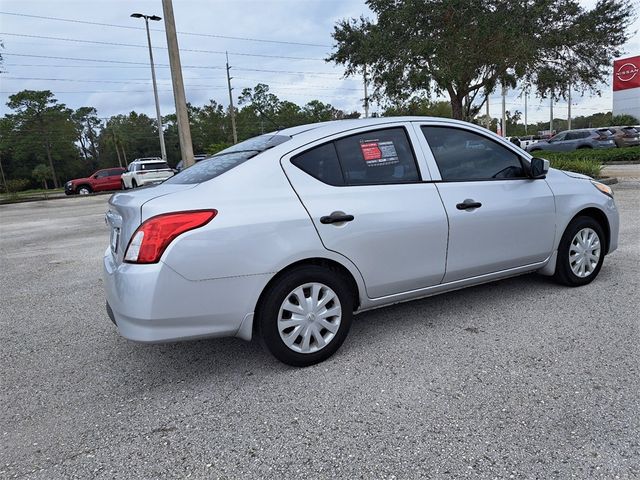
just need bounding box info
[273,116,489,138]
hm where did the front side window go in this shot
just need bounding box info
[292,127,420,186]
[421,126,526,181]
[95,171,109,179]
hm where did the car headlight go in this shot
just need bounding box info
[591,180,613,198]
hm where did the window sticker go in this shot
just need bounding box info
[359,139,399,166]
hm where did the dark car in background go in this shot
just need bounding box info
[527,128,617,152]
[65,167,126,195]
[609,126,640,148]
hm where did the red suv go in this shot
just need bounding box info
[65,167,126,195]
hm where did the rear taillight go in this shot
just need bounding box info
[124,210,217,264]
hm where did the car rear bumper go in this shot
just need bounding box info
[103,248,270,343]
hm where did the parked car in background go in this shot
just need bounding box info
[527,128,617,152]
[518,135,541,150]
[608,126,640,148]
[121,158,174,189]
[104,117,618,366]
[175,154,208,172]
[65,167,126,195]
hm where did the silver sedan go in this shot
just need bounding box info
[104,117,619,366]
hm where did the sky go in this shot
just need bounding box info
[0,0,638,124]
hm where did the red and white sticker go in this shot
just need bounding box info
[359,140,399,166]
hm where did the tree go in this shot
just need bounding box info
[384,98,452,117]
[32,164,53,190]
[73,107,101,164]
[329,0,633,120]
[6,90,78,188]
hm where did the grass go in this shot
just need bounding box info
[0,188,65,203]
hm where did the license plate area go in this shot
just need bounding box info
[110,227,120,254]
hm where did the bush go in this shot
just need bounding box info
[547,158,602,178]
[4,178,30,193]
[533,146,640,164]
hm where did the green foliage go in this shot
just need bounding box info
[384,98,452,117]
[5,178,30,193]
[329,0,633,119]
[611,114,639,126]
[546,158,602,178]
[206,143,232,155]
[32,164,53,188]
[536,147,640,164]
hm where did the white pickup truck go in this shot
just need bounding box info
[121,158,174,189]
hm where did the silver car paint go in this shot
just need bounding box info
[280,122,449,298]
[103,116,619,344]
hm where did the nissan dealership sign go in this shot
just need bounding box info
[612,55,640,120]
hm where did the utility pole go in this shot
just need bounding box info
[524,89,528,136]
[0,155,7,192]
[161,0,195,168]
[226,52,238,144]
[567,84,572,130]
[130,12,167,162]
[501,83,507,137]
[111,130,122,167]
[485,94,490,129]
[549,95,554,133]
[363,65,369,118]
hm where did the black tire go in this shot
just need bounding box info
[553,216,605,286]
[131,179,138,188]
[121,180,127,190]
[257,265,354,367]
[77,185,92,195]
[576,145,592,150]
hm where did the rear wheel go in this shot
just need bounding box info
[553,216,605,286]
[131,179,138,188]
[257,265,353,367]
[78,185,91,195]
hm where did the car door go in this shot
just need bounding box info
[418,124,556,283]
[281,124,449,299]
[92,170,112,191]
[106,169,124,190]
[546,132,568,151]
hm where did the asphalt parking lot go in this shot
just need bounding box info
[1,182,639,479]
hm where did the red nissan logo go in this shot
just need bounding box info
[616,62,639,82]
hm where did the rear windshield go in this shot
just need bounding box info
[140,162,170,171]
[165,134,291,185]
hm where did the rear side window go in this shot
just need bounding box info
[421,126,525,181]
[292,143,344,186]
[292,127,420,186]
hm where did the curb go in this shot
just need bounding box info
[598,177,618,185]
[0,191,113,206]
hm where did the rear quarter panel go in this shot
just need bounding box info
[143,154,367,294]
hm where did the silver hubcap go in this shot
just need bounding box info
[569,227,601,278]
[79,188,89,195]
[277,282,341,354]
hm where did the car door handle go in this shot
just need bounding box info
[320,212,355,224]
[456,200,482,210]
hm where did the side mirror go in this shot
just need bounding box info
[530,157,550,179]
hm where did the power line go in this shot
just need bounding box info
[0,11,332,48]
[0,53,342,77]
[0,32,327,61]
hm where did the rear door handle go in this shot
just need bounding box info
[456,199,482,210]
[320,212,355,224]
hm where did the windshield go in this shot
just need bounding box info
[165,134,291,185]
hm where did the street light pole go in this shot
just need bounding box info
[131,13,167,162]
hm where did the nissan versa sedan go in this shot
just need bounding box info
[104,117,619,366]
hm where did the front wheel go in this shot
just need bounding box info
[257,266,354,367]
[553,216,605,286]
[78,185,91,195]
[131,179,138,188]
